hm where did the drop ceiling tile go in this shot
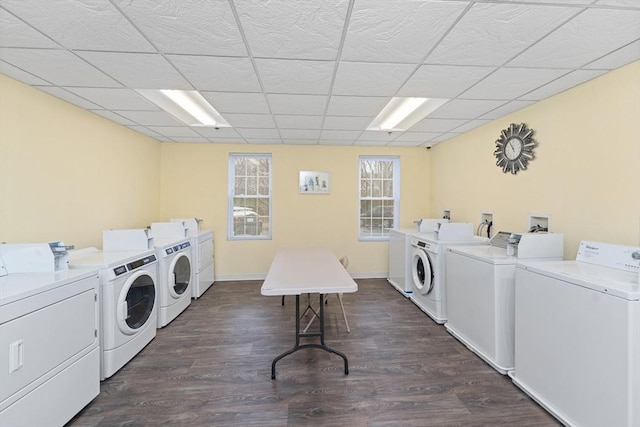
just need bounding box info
[332,62,417,96]
[65,88,157,110]
[460,67,570,100]
[520,69,607,100]
[193,127,242,139]
[478,100,536,120]
[255,59,334,95]
[1,61,50,85]
[0,48,121,87]
[429,99,508,119]
[89,110,138,126]
[595,0,640,7]
[326,96,390,116]
[279,129,321,140]
[410,118,468,133]
[583,40,640,70]
[392,132,442,142]
[201,92,270,114]
[114,0,246,56]
[1,0,155,52]
[75,52,192,89]
[357,131,397,142]
[235,0,348,60]
[508,8,640,68]
[35,86,102,109]
[426,3,578,66]
[323,116,372,130]
[115,110,184,126]
[167,55,261,92]
[0,8,59,48]
[341,1,467,63]
[274,115,323,129]
[146,126,202,138]
[236,128,281,139]
[223,113,276,129]
[452,120,492,133]
[397,65,496,98]
[320,130,363,140]
[267,94,328,115]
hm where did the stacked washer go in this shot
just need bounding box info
[0,242,100,426]
[409,222,488,323]
[170,218,214,298]
[68,245,158,380]
[512,241,639,427]
[445,232,564,374]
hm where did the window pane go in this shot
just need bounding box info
[359,156,399,240]
[229,154,271,239]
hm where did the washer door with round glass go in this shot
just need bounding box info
[412,248,434,295]
[118,271,156,335]
[169,254,191,299]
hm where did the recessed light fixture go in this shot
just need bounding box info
[368,97,449,131]
[136,89,231,127]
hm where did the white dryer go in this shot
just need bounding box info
[409,223,488,323]
[153,237,192,328]
[171,218,215,299]
[0,243,100,426]
[445,232,563,374]
[68,247,158,380]
[387,228,415,297]
[512,241,640,427]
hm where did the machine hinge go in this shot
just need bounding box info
[95,329,98,338]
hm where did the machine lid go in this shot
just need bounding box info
[447,245,515,265]
[518,260,639,300]
[68,248,155,269]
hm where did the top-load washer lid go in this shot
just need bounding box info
[68,247,156,269]
[412,231,488,246]
[518,260,640,300]
[447,245,513,265]
[0,268,97,310]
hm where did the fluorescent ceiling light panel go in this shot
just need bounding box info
[136,89,231,127]
[368,97,449,131]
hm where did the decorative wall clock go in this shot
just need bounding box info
[494,123,537,175]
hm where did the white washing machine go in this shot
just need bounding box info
[512,241,640,427]
[409,223,488,323]
[445,232,563,374]
[171,218,215,299]
[68,247,158,380]
[153,237,192,328]
[0,243,100,426]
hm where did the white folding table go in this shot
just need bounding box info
[261,248,358,379]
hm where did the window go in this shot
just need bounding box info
[228,153,271,239]
[359,156,400,240]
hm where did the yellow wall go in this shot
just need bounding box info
[0,75,161,248]
[160,144,430,279]
[429,61,640,258]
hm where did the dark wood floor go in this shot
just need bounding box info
[68,279,560,427]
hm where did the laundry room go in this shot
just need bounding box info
[0,1,639,426]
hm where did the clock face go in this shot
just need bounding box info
[494,123,536,174]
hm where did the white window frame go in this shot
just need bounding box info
[228,153,272,240]
[358,156,400,241]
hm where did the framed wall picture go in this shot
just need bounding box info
[299,171,330,194]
